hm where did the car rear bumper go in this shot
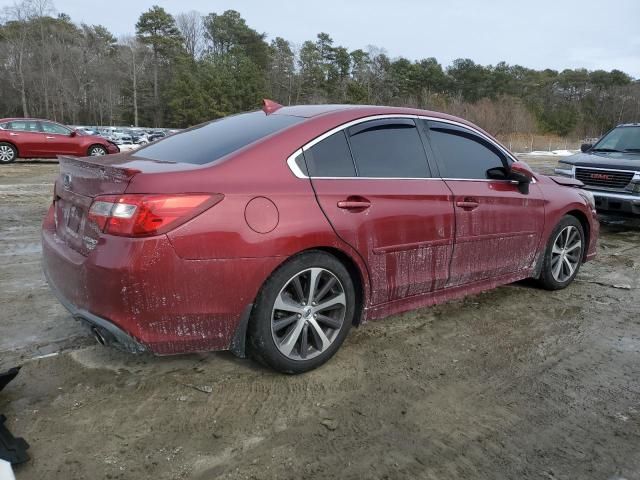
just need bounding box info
[41,205,281,355]
[590,190,640,215]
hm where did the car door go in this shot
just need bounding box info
[422,120,545,287]
[40,121,78,156]
[5,120,46,156]
[305,117,455,305]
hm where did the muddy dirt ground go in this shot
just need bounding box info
[1,157,639,480]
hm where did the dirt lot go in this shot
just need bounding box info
[1,157,639,480]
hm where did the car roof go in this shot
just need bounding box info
[0,117,63,123]
[273,104,454,119]
[271,104,491,139]
[616,123,640,127]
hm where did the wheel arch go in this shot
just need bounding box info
[231,245,368,359]
[564,209,590,261]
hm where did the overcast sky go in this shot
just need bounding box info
[44,0,640,77]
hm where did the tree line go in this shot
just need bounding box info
[1,1,639,139]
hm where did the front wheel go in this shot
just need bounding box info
[537,215,585,290]
[248,251,355,374]
[88,145,107,156]
[0,142,17,164]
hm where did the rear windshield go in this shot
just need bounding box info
[133,111,303,164]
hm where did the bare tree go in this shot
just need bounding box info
[175,10,204,60]
[120,35,150,127]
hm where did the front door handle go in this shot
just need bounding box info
[455,198,480,210]
[9,133,18,136]
[337,197,371,211]
[45,136,55,139]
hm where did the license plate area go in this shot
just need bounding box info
[64,203,84,236]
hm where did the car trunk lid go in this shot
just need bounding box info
[54,156,140,255]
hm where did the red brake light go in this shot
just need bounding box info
[88,193,223,237]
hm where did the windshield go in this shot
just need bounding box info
[593,126,640,152]
[133,111,304,165]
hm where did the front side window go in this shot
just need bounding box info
[426,121,507,180]
[347,119,430,178]
[41,122,71,135]
[7,121,41,132]
[303,131,356,177]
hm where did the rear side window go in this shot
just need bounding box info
[347,119,430,178]
[303,131,356,177]
[7,120,41,132]
[426,121,507,179]
[133,111,303,164]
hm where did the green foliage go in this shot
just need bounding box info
[135,5,183,56]
[0,3,637,137]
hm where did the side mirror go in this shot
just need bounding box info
[69,130,77,137]
[580,143,592,153]
[509,161,534,194]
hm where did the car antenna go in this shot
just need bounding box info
[262,99,283,115]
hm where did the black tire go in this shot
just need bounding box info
[87,144,107,156]
[537,215,585,290]
[248,251,355,374]
[0,142,17,164]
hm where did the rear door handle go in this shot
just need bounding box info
[9,133,18,136]
[337,198,371,210]
[45,136,55,139]
[455,198,480,210]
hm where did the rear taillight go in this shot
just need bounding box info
[88,193,223,237]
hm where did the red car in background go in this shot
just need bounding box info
[0,118,118,163]
[42,102,599,373]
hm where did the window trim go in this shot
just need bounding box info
[425,120,511,181]
[286,114,517,180]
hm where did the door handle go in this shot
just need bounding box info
[45,136,55,139]
[455,198,480,210]
[337,198,371,210]
[9,133,18,136]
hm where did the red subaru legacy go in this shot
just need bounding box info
[0,118,118,163]
[42,102,599,373]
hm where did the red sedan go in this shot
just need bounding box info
[0,118,118,163]
[42,102,599,373]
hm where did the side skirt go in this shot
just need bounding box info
[364,269,534,321]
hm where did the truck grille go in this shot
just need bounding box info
[575,167,634,189]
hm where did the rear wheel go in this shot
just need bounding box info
[0,143,17,164]
[538,215,584,290]
[248,251,355,374]
[88,145,107,156]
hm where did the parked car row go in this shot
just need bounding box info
[0,119,178,163]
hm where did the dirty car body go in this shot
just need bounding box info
[42,104,599,372]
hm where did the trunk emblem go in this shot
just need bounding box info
[63,173,72,190]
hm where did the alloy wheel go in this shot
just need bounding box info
[271,267,346,361]
[89,146,106,156]
[0,145,15,162]
[550,225,582,283]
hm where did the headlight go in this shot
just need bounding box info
[625,172,640,194]
[554,161,574,177]
[578,190,595,209]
